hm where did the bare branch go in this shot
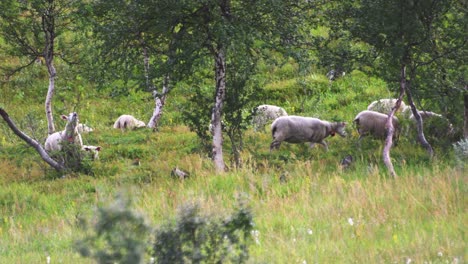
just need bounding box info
[0,108,65,171]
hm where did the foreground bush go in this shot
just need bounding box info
[76,195,253,264]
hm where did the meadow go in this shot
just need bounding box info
[0,70,466,263]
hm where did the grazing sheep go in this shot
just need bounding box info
[82,145,101,160]
[407,110,454,143]
[253,104,288,132]
[367,98,409,114]
[270,116,347,151]
[113,115,146,130]
[77,123,94,133]
[353,110,400,144]
[45,112,83,152]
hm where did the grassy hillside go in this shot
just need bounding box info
[0,70,465,263]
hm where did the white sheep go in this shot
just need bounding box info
[253,104,288,132]
[270,115,347,151]
[367,98,409,115]
[45,112,83,152]
[353,110,400,144]
[407,110,454,141]
[82,145,101,160]
[113,115,146,130]
[77,123,94,133]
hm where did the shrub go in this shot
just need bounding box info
[453,138,468,167]
[75,194,152,264]
[152,202,253,264]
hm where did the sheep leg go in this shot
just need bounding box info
[270,140,281,152]
[317,141,329,151]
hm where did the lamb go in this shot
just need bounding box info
[113,115,146,130]
[367,98,409,114]
[270,116,347,151]
[44,112,83,152]
[82,145,101,160]
[77,123,94,133]
[252,104,288,132]
[353,110,400,144]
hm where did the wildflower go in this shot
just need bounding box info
[437,251,443,257]
[307,229,313,235]
[149,257,155,264]
[251,230,260,245]
[46,256,51,264]
[348,218,354,226]
[406,257,412,264]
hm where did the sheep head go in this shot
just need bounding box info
[331,122,347,137]
[61,112,79,142]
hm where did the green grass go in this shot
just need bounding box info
[0,70,466,263]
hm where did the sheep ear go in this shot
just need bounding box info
[96,146,101,151]
[61,114,68,120]
[83,147,91,151]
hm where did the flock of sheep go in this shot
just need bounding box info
[254,98,453,153]
[42,98,452,166]
[43,114,146,161]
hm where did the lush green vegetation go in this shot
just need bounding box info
[0,0,466,263]
[0,70,465,263]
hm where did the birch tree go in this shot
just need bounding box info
[338,0,466,176]
[0,0,79,135]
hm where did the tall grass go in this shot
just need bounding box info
[0,70,465,263]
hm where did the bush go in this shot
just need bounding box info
[152,202,253,264]
[75,194,152,264]
[453,138,468,167]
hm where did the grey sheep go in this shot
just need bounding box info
[270,115,347,151]
[113,115,146,130]
[253,104,288,132]
[353,110,400,144]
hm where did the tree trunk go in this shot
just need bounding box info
[147,75,169,131]
[464,84,468,139]
[406,87,434,157]
[383,65,407,178]
[211,47,227,173]
[43,6,56,135]
[0,108,65,171]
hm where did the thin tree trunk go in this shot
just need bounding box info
[383,65,407,178]
[464,84,468,139]
[141,37,170,132]
[148,75,169,131]
[211,47,226,173]
[43,4,56,135]
[0,108,65,171]
[406,87,434,157]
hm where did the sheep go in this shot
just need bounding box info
[367,98,409,115]
[77,123,94,133]
[113,115,146,130]
[44,112,83,152]
[407,110,454,144]
[270,115,347,151]
[82,145,101,160]
[252,104,288,132]
[353,110,400,144]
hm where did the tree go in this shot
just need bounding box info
[88,0,316,173]
[339,0,466,176]
[0,0,81,135]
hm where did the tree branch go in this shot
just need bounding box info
[0,108,65,171]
